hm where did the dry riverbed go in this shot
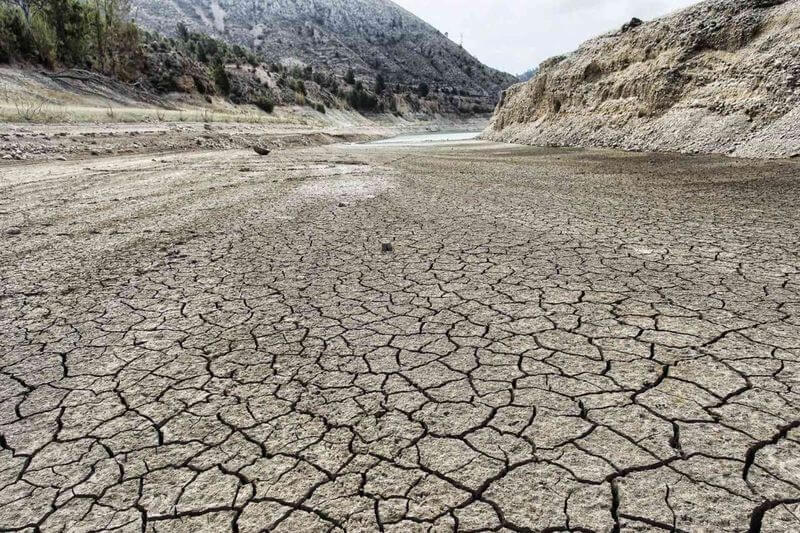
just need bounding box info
[1,135,799,532]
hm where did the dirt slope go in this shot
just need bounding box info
[484,0,800,158]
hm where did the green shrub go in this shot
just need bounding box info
[254,97,274,113]
[315,102,325,113]
[347,87,378,111]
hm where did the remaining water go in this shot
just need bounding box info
[369,131,482,146]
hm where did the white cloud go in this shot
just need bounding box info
[392,0,701,74]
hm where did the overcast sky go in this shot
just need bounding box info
[392,0,701,74]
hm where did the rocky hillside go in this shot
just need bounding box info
[485,0,800,158]
[132,0,515,104]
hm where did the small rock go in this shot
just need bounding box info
[239,167,252,172]
[90,150,100,156]
[253,146,271,156]
[5,227,21,236]
[55,156,67,161]
[338,202,348,208]
[381,242,394,253]
[2,154,11,160]
[621,17,643,32]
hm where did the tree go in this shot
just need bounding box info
[0,0,46,22]
[374,73,385,94]
[344,68,355,85]
[417,82,429,98]
[176,21,188,41]
[42,0,91,65]
[212,58,230,95]
[83,0,140,79]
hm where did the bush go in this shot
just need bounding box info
[345,68,355,85]
[254,97,274,113]
[347,87,378,111]
[417,82,430,97]
[315,102,325,113]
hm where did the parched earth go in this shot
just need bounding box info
[1,138,799,532]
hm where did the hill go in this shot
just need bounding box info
[484,0,800,158]
[132,0,516,110]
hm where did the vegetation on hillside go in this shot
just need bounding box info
[0,0,498,117]
[0,0,141,79]
[133,0,516,107]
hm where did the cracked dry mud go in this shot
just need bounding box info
[1,139,799,532]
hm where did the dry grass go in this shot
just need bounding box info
[0,99,312,126]
[4,98,67,123]
[0,67,325,127]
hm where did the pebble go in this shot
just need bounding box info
[5,227,21,235]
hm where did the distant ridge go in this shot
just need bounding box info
[133,0,516,104]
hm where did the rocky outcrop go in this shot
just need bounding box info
[484,0,800,158]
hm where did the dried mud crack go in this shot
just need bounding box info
[1,141,799,532]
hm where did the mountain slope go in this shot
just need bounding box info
[132,0,515,102]
[485,0,800,158]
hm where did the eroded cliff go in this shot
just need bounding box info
[485,0,800,158]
